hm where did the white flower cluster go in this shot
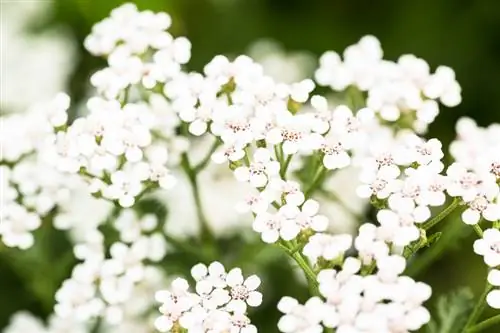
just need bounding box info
[278,256,431,333]
[474,229,500,268]
[54,209,168,326]
[315,36,461,132]
[154,262,262,333]
[448,118,500,225]
[5,2,500,332]
[3,311,87,333]
[356,133,448,247]
[0,94,83,249]
[49,97,176,207]
[85,3,190,99]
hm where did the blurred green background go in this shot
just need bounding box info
[2,0,500,331]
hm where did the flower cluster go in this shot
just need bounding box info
[85,3,190,99]
[315,36,461,133]
[0,94,83,249]
[278,256,431,333]
[355,133,449,247]
[4,2,500,333]
[49,97,176,207]
[54,209,168,326]
[154,262,262,333]
[447,118,500,225]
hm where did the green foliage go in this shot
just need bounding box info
[426,288,475,333]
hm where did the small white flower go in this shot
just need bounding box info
[303,233,353,264]
[225,268,262,313]
[473,228,500,267]
[234,148,280,187]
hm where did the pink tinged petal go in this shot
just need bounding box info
[287,192,305,206]
[189,119,207,136]
[483,229,500,242]
[254,148,271,162]
[278,315,298,332]
[208,262,225,277]
[488,269,500,286]
[234,167,250,182]
[413,206,431,223]
[473,239,487,255]
[154,316,173,332]
[283,141,299,155]
[462,209,480,225]
[302,199,320,216]
[247,291,263,307]
[280,222,300,241]
[241,325,257,333]
[266,128,283,144]
[251,174,268,188]
[261,230,279,243]
[487,290,500,309]
[277,296,299,314]
[196,280,213,295]
[119,195,135,208]
[486,254,500,268]
[311,215,329,232]
[191,263,208,280]
[280,205,300,218]
[228,299,247,313]
[244,275,261,290]
[356,185,372,198]
[266,162,281,176]
[483,204,500,221]
[226,268,244,287]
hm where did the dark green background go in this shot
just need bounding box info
[2,0,500,331]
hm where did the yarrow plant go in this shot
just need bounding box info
[1,3,500,333]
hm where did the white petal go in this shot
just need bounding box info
[488,269,500,286]
[247,291,263,307]
[244,275,261,290]
[226,268,244,287]
[487,290,500,309]
[462,209,480,225]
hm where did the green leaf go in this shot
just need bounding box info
[426,287,475,333]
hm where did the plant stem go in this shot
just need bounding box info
[180,153,215,245]
[473,224,484,237]
[194,139,221,173]
[280,241,319,295]
[462,283,494,332]
[467,314,500,332]
[90,318,102,333]
[274,145,283,165]
[405,219,465,278]
[304,166,327,198]
[422,198,460,230]
[280,154,293,179]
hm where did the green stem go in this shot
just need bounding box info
[405,219,465,277]
[467,314,500,332]
[180,153,215,245]
[274,145,283,165]
[304,166,327,198]
[462,283,494,332]
[280,154,293,179]
[473,224,484,238]
[194,139,222,173]
[90,318,102,333]
[422,198,460,230]
[280,241,319,295]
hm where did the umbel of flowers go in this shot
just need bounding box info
[1,3,500,333]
